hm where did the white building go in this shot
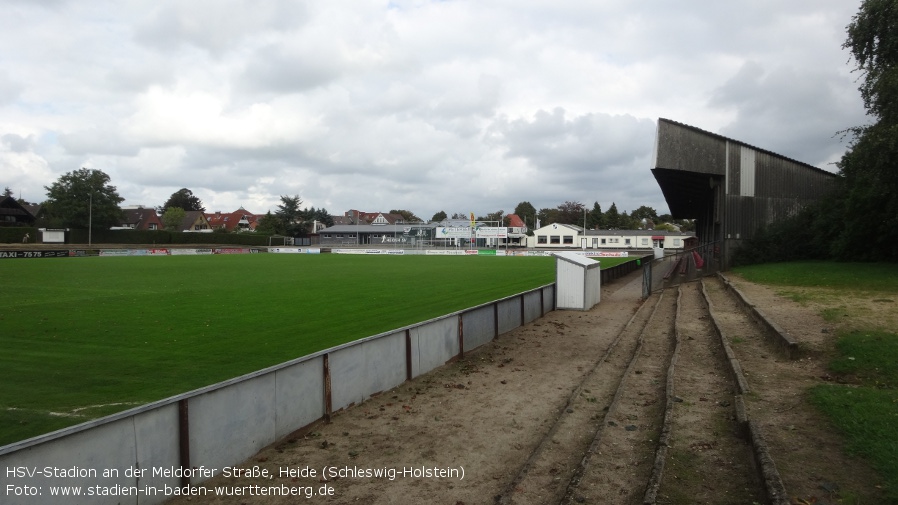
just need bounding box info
[528,223,695,250]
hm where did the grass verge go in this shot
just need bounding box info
[2,254,559,445]
[810,331,898,502]
[733,261,898,502]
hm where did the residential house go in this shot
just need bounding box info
[505,213,528,247]
[206,207,258,232]
[342,209,411,226]
[180,211,213,233]
[119,206,163,231]
[0,196,36,226]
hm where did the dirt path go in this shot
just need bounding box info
[164,268,888,505]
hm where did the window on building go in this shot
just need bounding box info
[563,236,573,244]
[550,235,561,244]
[601,238,606,245]
[538,236,547,244]
[625,238,631,245]
[641,238,648,246]
[674,239,681,247]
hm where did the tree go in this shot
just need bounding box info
[3,187,13,198]
[477,210,505,223]
[160,188,205,214]
[586,202,603,229]
[513,201,537,221]
[300,206,334,232]
[536,207,557,227]
[255,211,285,235]
[555,201,585,225]
[833,0,898,260]
[162,207,186,231]
[275,195,304,236]
[431,210,448,222]
[604,202,621,229]
[44,168,124,229]
[630,205,658,222]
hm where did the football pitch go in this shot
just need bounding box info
[2,253,598,445]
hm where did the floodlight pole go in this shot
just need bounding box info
[88,191,93,247]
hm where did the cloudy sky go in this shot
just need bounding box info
[0,0,869,221]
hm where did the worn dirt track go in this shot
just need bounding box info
[164,265,887,505]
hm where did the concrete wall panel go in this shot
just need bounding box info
[544,286,556,313]
[0,417,138,505]
[462,305,494,350]
[497,298,521,335]
[523,291,543,323]
[411,317,459,377]
[274,358,324,439]
[133,403,181,503]
[330,332,406,411]
[188,374,277,475]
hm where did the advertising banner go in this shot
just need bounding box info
[436,227,509,239]
[0,250,70,259]
[579,251,629,258]
[268,248,305,254]
[170,248,213,255]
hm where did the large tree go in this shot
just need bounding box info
[160,188,205,214]
[275,195,304,236]
[431,210,448,222]
[555,201,585,226]
[604,202,621,229]
[255,211,286,235]
[586,202,603,229]
[44,168,124,229]
[833,0,898,260]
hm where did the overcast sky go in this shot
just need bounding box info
[0,0,869,221]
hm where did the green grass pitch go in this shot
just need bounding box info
[2,253,614,445]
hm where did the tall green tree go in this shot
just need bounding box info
[536,207,557,227]
[834,0,898,260]
[431,210,448,222]
[160,188,205,213]
[275,195,304,236]
[604,202,621,229]
[630,205,658,222]
[255,211,286,235]
[44,168,124,229]
[513,201,537,221]
[2,187,13,198]
[301,207,334,231]
[555,201,585,226]
[586,202,603,229]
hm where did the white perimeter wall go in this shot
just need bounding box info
[0,284,554,505]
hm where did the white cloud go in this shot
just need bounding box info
[0,0,867,219]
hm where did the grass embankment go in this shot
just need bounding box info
[734,261,898,501]
[1,254,559,446]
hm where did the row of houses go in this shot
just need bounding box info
[1,196,261,234]
[117,206,258,233]
[3,197,694,251]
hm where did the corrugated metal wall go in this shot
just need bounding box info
[653,119,837,264]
